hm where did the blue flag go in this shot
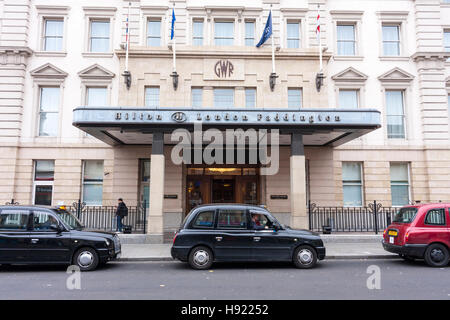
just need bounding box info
[256,10,272,47]
[171,8,176,40]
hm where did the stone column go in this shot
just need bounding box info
[147,132,165,243]
[290,133,308,229]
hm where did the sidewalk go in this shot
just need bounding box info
[117,234,398,261]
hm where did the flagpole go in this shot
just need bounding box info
[270,8,275,74]
[125,2,130,72]
[318,4,322,72]
[173,30,176,72]
[170,3,179,90]
[123,2,131,89]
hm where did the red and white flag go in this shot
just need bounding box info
[316,11,320,40]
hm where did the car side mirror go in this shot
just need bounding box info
[50,224,63,233]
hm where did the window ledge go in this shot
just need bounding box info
[379,56,410,61]
[35,51,67,57]
[82,52,114,58]
[333,55,364,61]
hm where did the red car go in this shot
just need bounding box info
[382,203,450,267]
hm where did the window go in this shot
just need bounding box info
[425,209,446,226]
[0,210,29,230]
[147,20,161,46]
[191,88,203,107]
[217,209,247,229]
[386,90,405,139]
[145,87,160,107]
[337,24,355,55]
[86,87,108,106]
[214,88,234,107]
[43,19,63,51]
[393,207,417,223]
[250,212,270,229]
[82,160,104,206]
[288,88,302,108]
[390,163,410,206]
[38,87,59,137]
[382,25,400,56]
[287,22,300,48]
[245,88,256,107]
[89,20,110,52]
[192,210,215,228]
[32,212,59,231]
[342,162,363,207]
[33,160,54,206]
[192,20,203,46]
[245,21,255,46]
[444,30,450,61]
[215,21,234,46]
[339,89,359,108]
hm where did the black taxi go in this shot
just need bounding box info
[0,205,121,271]
[171,204,326,269]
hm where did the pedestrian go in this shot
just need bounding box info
[115,198,128,233]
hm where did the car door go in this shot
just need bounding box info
[250,210,292,261]
[213,208,255,261]
[0,208,32,263]
[28,210,72,263]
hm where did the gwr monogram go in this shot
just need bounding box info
[214,60,234,78]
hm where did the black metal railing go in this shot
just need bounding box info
[308,200,399,234]
[66,200,147,234]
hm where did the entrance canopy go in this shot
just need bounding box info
[73,107,381,147]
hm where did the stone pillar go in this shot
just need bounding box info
[290,133,308,229]
[147,132,165,243]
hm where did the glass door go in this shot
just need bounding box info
[212,178,235,203]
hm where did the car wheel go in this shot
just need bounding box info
[73,247,99,271]
[399,254,415,262]
[188,246,213,270]
[424,243,449,267]
[293,245,318,269]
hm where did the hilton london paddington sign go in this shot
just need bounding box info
[73,107,381,129]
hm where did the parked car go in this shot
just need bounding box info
[0,205,121,271]
[382,203,450,267]
[171,204,326,269]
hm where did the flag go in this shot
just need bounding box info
[171,8,176,40]
[316,11,320,40]
[125,8,130,49]
[256,10,272,47]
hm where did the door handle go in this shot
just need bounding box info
[253,237,261,242]
[31,239,39,244]
[215,236,223,242]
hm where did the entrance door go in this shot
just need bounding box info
[187,177,210,212]
[212,178,235,203]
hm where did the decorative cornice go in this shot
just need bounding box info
[378,67,414,83]
[78,64,115,79]
[115,48,332,61]
[0,46,33,56]
[411,51,450,62]
[30,63,68,79]
[331,67,368,82]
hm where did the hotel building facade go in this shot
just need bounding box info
[1,0,450,242]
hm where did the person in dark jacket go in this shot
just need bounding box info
[115,198,128,232]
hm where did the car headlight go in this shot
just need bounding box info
[105,239,111,246]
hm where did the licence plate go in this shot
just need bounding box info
[389,236,394,244]
[388,230,398,236]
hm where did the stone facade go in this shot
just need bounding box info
[0,0,450,238]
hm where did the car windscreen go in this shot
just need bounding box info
[392,207,418,223]
[53,209,84,230]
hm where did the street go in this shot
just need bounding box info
[0,259,449,300]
